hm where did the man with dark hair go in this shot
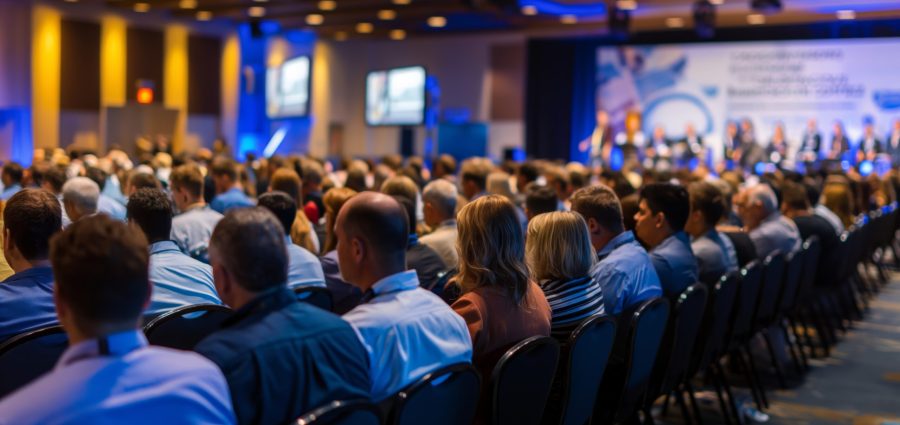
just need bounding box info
[170,164,223,263]
[1,162,24,200]
[127,188,220,314]
[685,181,739,285]
[210,157,254,214]
[0,189,62,342]
[393,195,444,291]
[570,185,661,315]
[40,165,72,227]
[782,180,839,270]
[805,180,844,235]
[524,185,558,221]
[340,192,471,401]
[257,192,325,288]
[433,154,458,183]
[634,183,699,297]
[125,171,161,197]
[516,161,540,194]
[0,215,235,423]
[195,208,369,425]
[86,166,126,221]
[459,158,492,200]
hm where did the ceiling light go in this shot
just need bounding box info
[836,10,855,20]
[196,10,213,21]
[306,14,324,25]
[378,10,396,20]
[179,0,197,9]
[521,5,538,16]
[389,29,406,40]
[709,0,724,4]
[560,14,577,24]
[335,31,348,41]
[616,0,637,11]
[63,0,78,3]
[356,22,374,33]
[747,13,765,24]
[666,17,684,28]
[427,16,446,27]
[252,0,268,2]
[248,6,266,18]
[392,0,411,4]
[133,2,150,12]
[319,0,336,11]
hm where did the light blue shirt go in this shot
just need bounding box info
[102,174,128,206]
[649,231,699,297]
[749,213,801,258]
[343,270,472,401]
[210,188,255,214]
[691,230,739,283]
[171,205,223,264]
[147,241,221,315]
[97,194,127,221]
[0,183,21,201]
[0,266,57,343]
[285,236,325,289]
[0,330,236,425]
[55,196,72,228]
[591,231,663,315]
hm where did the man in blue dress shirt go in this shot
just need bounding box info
[340,192,473,401]
[685,181,739,285]
[209,157,254,214]
[127,188,221,315]
[257,192,325,288]
[0,189,62,342]
[0,162,23,201]
[86,166,127,221]
[571,185,662,315]
[634,183,699,298]
[61,177,100,223]
[170,164,223,263]
[195,208,369,425]
[0,215,235,424]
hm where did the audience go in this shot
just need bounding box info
[195,208,368,425]
[1,162,24,201]
[420,179,459,269]
[635,183,699,297]
[61,177,100,222]
[257,192,325,289]
[170,164,223,263]
[525,185,559,220]
[526,211,604,341]
[0,215,235,423]
[570,185,662,315]
[210,157,254,213]
[127,188,221,314]
[685,181,739,284]
[0,189,62,342]
[340,192,471,401]
[735,183,801,256]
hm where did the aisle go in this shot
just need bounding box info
[765,278,900,425]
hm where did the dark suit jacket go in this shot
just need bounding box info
[722,231,758,268]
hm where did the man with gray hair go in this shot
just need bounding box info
[61,177,100,222]
[734,183,801,256]
[420,179,459,268]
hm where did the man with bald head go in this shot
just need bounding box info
[735,183,801,256]
[340,192,472,401]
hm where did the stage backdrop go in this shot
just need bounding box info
[596,38,900,161]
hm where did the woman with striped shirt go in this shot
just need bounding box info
[526,211,607,341]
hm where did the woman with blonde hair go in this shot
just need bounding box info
[526,211,605,340]
[451,195,551,375]
[269,168,320,254]
[822,182,855,228]
[319,187,361,314]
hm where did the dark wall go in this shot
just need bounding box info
[126,27,165,103]
[188,34,222,116]
[60,19,101,111]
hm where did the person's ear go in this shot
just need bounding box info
[352,236,365,264]
[586,217,601,235]
[655,211,666,228]
[3,228,11,254]
[141,279,152,311]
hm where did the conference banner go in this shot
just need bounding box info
[596,38,900,161]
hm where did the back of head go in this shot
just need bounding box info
[211,156,238,181]
[269,168,302,203]
[44,166,67,193]
[126,188,173,243]
[781,180,810,212]
[392,195,417,237]
[323,187,358,252]
[620,193,640,231]
[517,162,539,184]
[300,159,324,186]
[381,175,419,204]
[487,172,514,201]
[210,207,288,292]
[748,184,779,216]
[345,166,369,193]
[3,162,23,184]
[85,166,108,191]
[341,192,409,261]
[460,158,492,191]
[62,177,100,215]
[570,185,624,234]
[436,154,457,177]
[525,185,558,218]
[4,189,62,261]
[526,211,595,283]
[455,195,529,304]
[258,191,296,236]
[688,181,726,227]
[169,164,205,198]
[50,215,149,334]
[128,171,161,191]
[639,182,690,231]
[422,179,458,219]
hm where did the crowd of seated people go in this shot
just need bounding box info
[0,146,895,424]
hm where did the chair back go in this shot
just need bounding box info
[647,284,708,406]
[492,336,560,425]
[755,252,785,328]
[294,286,334,312]
[778,249,806,316]
[729,261,762,346]
[691,273,740,377]
[144,304,232,350]
[0,325,68,398]
[293,400,381,425]
[390,363,480,425]
[795,237,821,303]
[556,315,616,425]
